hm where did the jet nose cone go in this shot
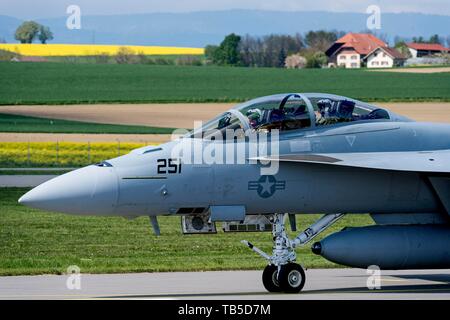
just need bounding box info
[19,165,118,215]
[18,193,34,205]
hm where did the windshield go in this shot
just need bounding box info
[188,93,391,139]
[189,111,246,140]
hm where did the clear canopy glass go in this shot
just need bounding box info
[189,93,391,139]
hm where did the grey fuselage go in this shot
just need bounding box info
[116,121,449,217]
[21,119,450,218]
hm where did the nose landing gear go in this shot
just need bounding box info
[242,212,344,293]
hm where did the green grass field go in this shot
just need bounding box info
[0,188,374,276]
[1,62,450,104]
[0,113,175,134]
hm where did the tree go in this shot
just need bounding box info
[313,51,328,66]
[394,41,412,58]
[14,21,40,43]
[277,48,287,68]
[305,51,328,68]
[115,47,136,64]
[237,33,304,67]
[204,45,220,64]
[429,34,441,44]
[38,25,53,44]
[284,54,307,69]
[305,30,338,52]
[218,33,241,65]
[412,34,444,45]
[205,34,241,66]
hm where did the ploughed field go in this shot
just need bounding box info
[0,188,373,276]
[1,102,449,131]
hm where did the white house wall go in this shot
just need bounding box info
[367,51,394,68]
[337,52,360,68]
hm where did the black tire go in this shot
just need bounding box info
[278,263,305,293]
[262,264,282,292]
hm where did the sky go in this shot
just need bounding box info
[1,0,450,19]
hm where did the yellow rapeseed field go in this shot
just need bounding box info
[0,43,204,57]
[0,142,156,167]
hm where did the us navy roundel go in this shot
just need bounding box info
[248,175,286,198]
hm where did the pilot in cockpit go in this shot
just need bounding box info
[316,99,355,125]
[315,99,334,125]
[247,108,263,130]
[247,107,286,131]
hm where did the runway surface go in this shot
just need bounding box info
[0,175,56,187]
[1,269,450,300]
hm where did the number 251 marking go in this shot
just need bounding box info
[157,159,181,174]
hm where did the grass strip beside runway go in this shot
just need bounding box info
[0,188,374,275]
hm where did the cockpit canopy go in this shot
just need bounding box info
[190,93,393,139]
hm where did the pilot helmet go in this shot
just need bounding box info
[247,108,262,128]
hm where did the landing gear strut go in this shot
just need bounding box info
[242,213,344,293]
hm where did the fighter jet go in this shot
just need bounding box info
[19,93,450,293]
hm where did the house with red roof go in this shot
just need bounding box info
[406,43,449,58]
[325,33,404,68]
[326,33,388,68]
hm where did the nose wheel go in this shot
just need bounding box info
[262,265,281,292]
[278,263,305,293]
[262,263,305,293]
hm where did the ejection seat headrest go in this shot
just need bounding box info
[337,100,355,119]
